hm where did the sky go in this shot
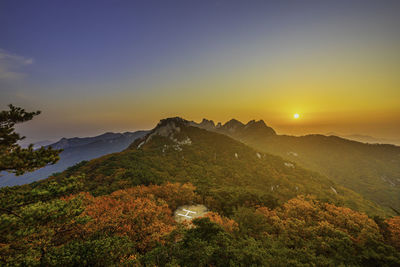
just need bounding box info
[1,0,400,142]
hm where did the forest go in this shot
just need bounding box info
[1,115,400,266]
[1,181,400,266]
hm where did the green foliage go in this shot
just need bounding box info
[0,104,62,175]
[0,175,84,212]
[233,206,271,238]
[43,236,136,266]
[0,195,88,265]
[141,218,236,267]
[206,187,278,216]
[236,133,400,214]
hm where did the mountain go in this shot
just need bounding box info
[18,139,54,149]
[190,118,276,139]
[0,131,148,187]
[3,117,385,217]
[32,140,54,149]
[2,117,398,266]
[194,119,400,213]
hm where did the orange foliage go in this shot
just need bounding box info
[385,216,400,250]
[111,182,199,210]
[282,195,320,223]
[63,183,236,251]
[203,212,238,232]
[80,193,176,252]
[322,203,380,244]
[257,195,381,245]
[63,183,199,252]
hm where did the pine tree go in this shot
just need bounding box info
[0,104,62,175]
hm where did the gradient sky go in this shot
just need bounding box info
[1,0,399,142]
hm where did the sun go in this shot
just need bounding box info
[293,113,300,119]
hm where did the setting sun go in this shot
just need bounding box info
[294,113,300,119]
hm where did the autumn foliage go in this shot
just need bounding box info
[81,194,174,252]
[2,183,400,266]
[385,216,400,250]
[110,182,200,210]
[257,195,381,240]
[202,212,238,232]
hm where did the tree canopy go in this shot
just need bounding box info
[0,104,61,175]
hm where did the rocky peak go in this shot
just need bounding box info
[244,119,276,135]
[245,119,266,128]
[156,117,189,128]
[222,119,245,132]
[135,117,192,149]
[198,118,216,129]
[152,117,189,137]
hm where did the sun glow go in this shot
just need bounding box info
[294,113,300,119]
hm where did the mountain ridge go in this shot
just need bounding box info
[190,118,400,212]
[0,130,148,187]
[190,117,276,138]
[18,116,385,216]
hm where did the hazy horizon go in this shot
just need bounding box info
[15,116,400,147]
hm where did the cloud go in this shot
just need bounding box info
[0,48,34,80]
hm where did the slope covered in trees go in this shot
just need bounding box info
[192,118,400,214]
[2,117,399,265]
[3,117,385,216]
[231,131,400,213]
[1,182,400,266]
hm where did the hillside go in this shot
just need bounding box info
[0,131,148,187]
[193,119,400,213]
[1,117,385,217]
[2,117,399,266]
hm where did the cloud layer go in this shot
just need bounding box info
[0,48,33,80]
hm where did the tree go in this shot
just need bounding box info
[0,104,61,175]
[385,216,400,250]
[79,191,176,252]
[0,194,88,265]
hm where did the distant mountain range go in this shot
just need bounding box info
[190,118,276,138]
[193,118,400,213]
[326,132,400,146]
[0,131,148,187]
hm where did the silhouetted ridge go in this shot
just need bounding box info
[198,118,216,129]
[190,118,276,137]
[156,117,189,128]
[222,119,245,131]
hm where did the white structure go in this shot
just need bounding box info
[177,209,196,219]
[174,204,208,223]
